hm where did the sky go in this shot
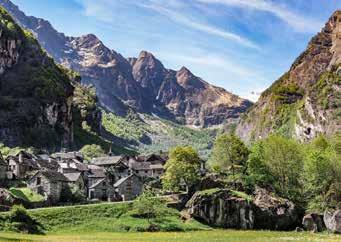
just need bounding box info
[12,0,341,102]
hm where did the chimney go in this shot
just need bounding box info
[48,157,52,163]
[19,152,24,163]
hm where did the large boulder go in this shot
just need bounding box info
[324,210,341,233]
[302,213,325,232]
[186,189,254,229]
[185,187,301,231]
[253,187,301,230]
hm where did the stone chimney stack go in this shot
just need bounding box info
[18,152,23,163]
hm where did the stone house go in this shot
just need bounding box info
[91,155,130,183]
[63,172,86,194]
[114,174,143,201]
[6,151,39,179]
[129,161,164,179]
[88,178,112,201]
[27,170,69,204]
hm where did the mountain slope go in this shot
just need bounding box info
[0,0,252,127]
[0,6,73,148]
[236,11,341,143]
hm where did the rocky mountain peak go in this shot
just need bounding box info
[176,66,205,89]
[236,10,341,143]
[0,0,252,127]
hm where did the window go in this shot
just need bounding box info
[37,177,41,185]
[103,181,106,186]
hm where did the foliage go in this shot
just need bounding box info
[0,202,207,234]
[162,146,201,192]
[8,188,45,203]
[80,144,105,162]
[208,134,249,173]
[132,191,169,225]
[101,111,217,158]
[303,134,341,211]
[246,135,304,202]
[6,205,43,234]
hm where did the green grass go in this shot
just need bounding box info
[8,188,45,203]
[0,202,207,234]
[0,230,340,242]
[230,190,253,202]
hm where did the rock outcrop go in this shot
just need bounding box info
[186,189,254,229]
[253,187,301,230]
[302,213,325,232]
[324,209,341,233]
[186,188,301,230]
[236,11,341,143]
[0,6,74,148]
[0,0,252,127]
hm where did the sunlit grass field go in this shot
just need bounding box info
[0,230,340,242]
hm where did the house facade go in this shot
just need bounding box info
[6,151,40,179]
[28,170,69,204]
[114,174,144,201]
[88,178,112,201]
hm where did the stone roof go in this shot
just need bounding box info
[130,162,152,170]
[34,170,69,182]
[114,174,140,187]
[150,164,164,170]
[37,159,59,171]
[89,178,106,189]
[91,156,125,166]
[53,151,83,160]
[64,172,82,182]
[88,168,106,178]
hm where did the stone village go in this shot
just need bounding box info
[0,149,170,205]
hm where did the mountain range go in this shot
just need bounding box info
[0,0,251,128]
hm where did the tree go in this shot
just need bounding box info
[246,141,275,189]
[246,135,304,202]
[133,191,168,225]
[80,144,105,162]
[162,146,201,192]
[303,134,341,211]
[209,134,249,172]
[208,134,249,189]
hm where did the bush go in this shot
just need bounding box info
[8,205,44,234]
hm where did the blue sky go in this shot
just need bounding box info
[12,0,341,101]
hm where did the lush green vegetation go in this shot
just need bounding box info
[9,188,45,203]
[163,146,201,192]
[101,110,217,158]
[0,201,207,234]
[79,144,105,162]
[0,230,340,242]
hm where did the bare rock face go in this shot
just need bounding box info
[302,213,325,232]
[0,6,74,148]
[237,11,341,143]
[324,210,341,233]
[186,189,254,229]
[253,187,301,230]
[0,0,252,127]
[186,188,301,230]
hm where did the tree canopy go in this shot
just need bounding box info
[162,146,201,192]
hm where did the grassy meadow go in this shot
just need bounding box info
[0,230,340,242]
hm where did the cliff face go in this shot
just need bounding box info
[0,7,74,148]
[236,11,341,143]
[0,0,252,127]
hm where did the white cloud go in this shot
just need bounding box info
[197,0,323,33]
[136,1,259,49]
